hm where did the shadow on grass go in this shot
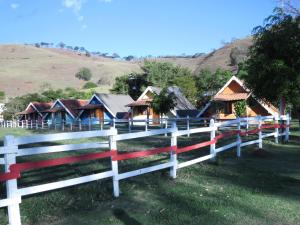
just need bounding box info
[113,208,142,225]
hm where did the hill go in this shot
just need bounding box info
[0,37,252,98]
[0,45,141,98]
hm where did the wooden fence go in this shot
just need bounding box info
[0,114,290,225]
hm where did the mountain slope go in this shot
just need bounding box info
[0,45,141,97]
[0,37,252,98]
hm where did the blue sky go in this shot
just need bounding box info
[1,0,280,57]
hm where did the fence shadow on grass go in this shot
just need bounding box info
[113,208,142,225]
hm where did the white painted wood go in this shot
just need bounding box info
[258,116,262,149]
[176,126,216,136]
[117,162,174,180]
[285,113,290,142]
[19,171,114,196]
[261,132,276,139]
[170,123,178,178]
[240,139,260,147]
[16,129,116,145]
[109,128,119,197]
[210,119,216,161]
[236,117,241,158]
[177,154,214,169]
[4,136,22,225]
[274,114,279,144]
[0,197,21,208]
[115,128,176,141]
[187,116,190,137]
[17,142,109,156]
[215,142,237,153]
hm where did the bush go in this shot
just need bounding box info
[83,82,97,89]
[75,67,92,81]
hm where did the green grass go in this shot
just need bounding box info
[0,122,299,225]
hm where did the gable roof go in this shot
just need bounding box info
[17,102,52,116]
[45,99,88,119]
[137,86,196,114]
[91,93,134,118]
[198,76,278,117]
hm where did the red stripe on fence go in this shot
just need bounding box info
[0,171,20,182]
[215,130,240,141]
[112,146,177,161]
[0,150,115,182]
[176,140,215,154]
[10,150,116,172]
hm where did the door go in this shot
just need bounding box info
[95,108,104,122]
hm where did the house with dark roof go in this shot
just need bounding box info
[16,102,52,121]
[78,93,134,124]
[198,76,279,120]
[43,99,88,125]
[126,86,198,123]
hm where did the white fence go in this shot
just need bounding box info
[0,117,211,134]
[0,114,290,225]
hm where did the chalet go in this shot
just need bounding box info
[126,86,197,123]
[16,102,52,121]
[43,99,88,125]
[78,93,134,124]
[198,76,278,120]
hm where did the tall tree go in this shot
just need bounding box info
[244,8,300,119]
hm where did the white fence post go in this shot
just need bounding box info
[62,120,65,131]
[164,119,168,137]
[100,119,103,130]
[4,135,22,225]
[187,116,190,137]
[285,113,290,142]
[258,116,263,149]
[274,114,279,144]
[88,118,92,131]
[210,119,216,161]
[170,122,178,178]
[26,120,29,129]
[109,128,119,197]
[70,122,73,131]
[237,117,241,157]
[79,119,82,131]
[112,118,116,129]
[145,119,148,131]
[128,118,131,133]
[30,120,33,129]
[35,120,38,130]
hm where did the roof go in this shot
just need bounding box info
[16,107,36,115]
[137,86,196,114]
[59,99,88,118]
[213,93,250,101]
[126,100,151,107]
[31,102,52,112]
[94,93,134,117]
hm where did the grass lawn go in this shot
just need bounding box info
[0,122,299,225]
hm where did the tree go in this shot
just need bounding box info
[75,67,92,81]
[57,42,66,49]
[234,100,247,117]
[82,81,97,89]
[0,91,5,102]
[244,8,300,119]
[151,88,177,119]
[173,75,197,103]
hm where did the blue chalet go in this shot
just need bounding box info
[78,93,134,124]
[43,99,88,125]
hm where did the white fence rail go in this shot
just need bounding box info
[0,114,291,225]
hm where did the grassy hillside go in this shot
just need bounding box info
[0,45,141,98]
[0,38,252,98]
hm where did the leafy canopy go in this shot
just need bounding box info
[244,8,300,108]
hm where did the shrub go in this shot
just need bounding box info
[83,82,97,89]
[75,67,92,81]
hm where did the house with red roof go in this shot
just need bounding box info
[198,76,279,120]
[16,102,52,121]
[43,99,88,125]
